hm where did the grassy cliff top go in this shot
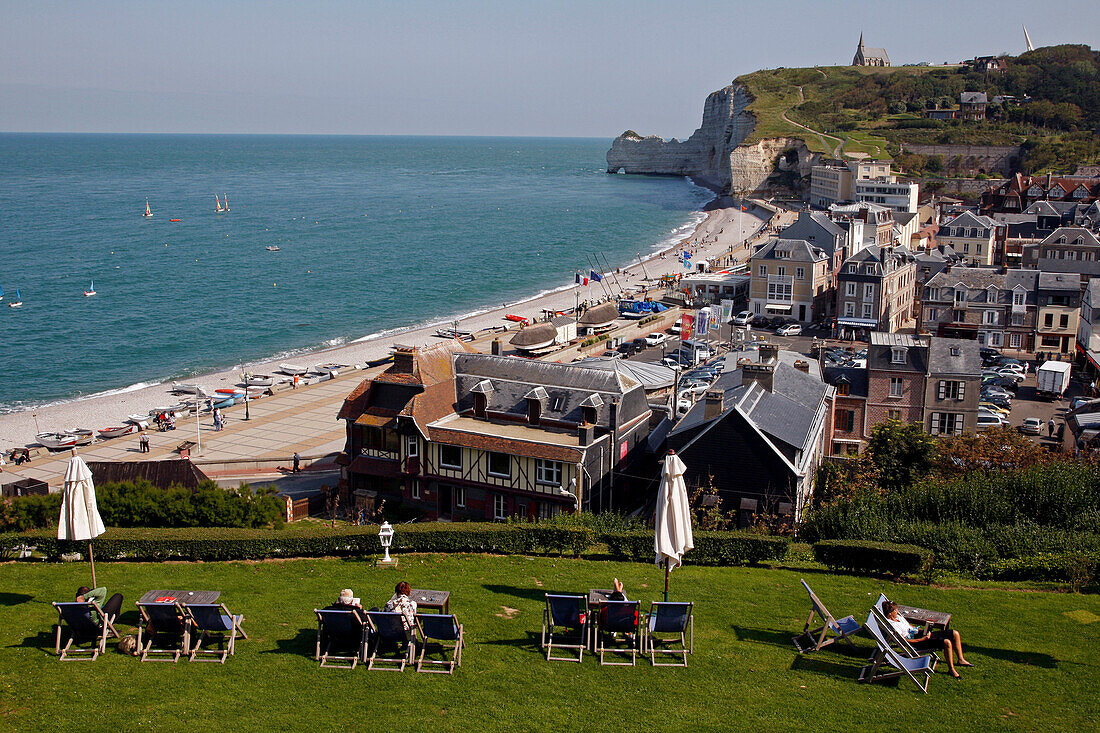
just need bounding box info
[733,45,1100,173]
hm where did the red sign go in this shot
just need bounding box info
[620,440,629,460]
[681,314,694,341]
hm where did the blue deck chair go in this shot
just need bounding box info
[792,579,862,653]
[415,613,464,674]
[859,612,936,693]
[184,603,247,663]
[52,601,117,661]
[366,611,415,671]
[137,601,188,662]
[541,594,589,663]
[314,609,368,669]
[646,601,694,667]
[869,606,939,665]
[595,600,642,666]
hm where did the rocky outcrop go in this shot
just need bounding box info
[606,84,822,194]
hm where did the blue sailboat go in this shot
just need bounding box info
[83,279,96,297]
[8,289,22,308]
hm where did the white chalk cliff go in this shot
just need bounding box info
[606,83,819,194]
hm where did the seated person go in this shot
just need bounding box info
[383,581,417,633]
[76,585,123,622]
[324,588,365,620]
[881,600,973,678]
[608,577,628,602]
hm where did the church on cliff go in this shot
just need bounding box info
[852,33,890,66]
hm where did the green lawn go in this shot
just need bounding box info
[2,555,1098,731]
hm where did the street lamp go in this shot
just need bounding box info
[378,521,397,566]
[240,371,251,421]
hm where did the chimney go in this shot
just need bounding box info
[794,360,810,373]
[704,389,725,421]
[741,362,776,392]
[759,342,779,364]
[491,338,502,356]
[578,423,594,446]
[391,345,416,375]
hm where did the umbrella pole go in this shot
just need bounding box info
[87,537,97,589]
[664,558,670,602]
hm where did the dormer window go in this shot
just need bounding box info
[580,393,604,425]
[891,347,907,365]
[836,379,850,396]
[470,379,495,418]
[525,387,548,425]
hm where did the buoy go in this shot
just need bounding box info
[273,283,277,287]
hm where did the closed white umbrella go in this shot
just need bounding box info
[654,450,694,601]
[58,452,106,586]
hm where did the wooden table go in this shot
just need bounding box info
[139,590,221,605]
[588,589,615,606]
[409,589,449,614]
[898,603,951,630]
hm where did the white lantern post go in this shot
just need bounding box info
[377,521,397,566]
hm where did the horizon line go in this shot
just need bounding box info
[0,130,617,140]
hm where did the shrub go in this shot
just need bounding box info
[813,539,932,577]
[603,531,788,566]
[979,553,1099,588]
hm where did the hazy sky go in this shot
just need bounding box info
[1,1,1096,137]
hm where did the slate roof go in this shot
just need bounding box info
[823,366,869,398]
[942,211,997,232]
[1040,227,1100,248]
[867,332,928,373]
[779,212,847,254]
[960,91,988,104]
[752,238,827,263]
[1038,272,1080,292]
[927,338,981,376]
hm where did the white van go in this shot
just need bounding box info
[680,339,712,363]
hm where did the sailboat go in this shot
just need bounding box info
[83,280,96,297]
[0,284,4,302]
[143,198,153,218]
[223,194,230,212]
[8,289,22,308]
[215,194,226,213]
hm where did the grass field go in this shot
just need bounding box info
[2,555,1098,732]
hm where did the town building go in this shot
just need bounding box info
[920,268,1039,352]
[829,202,896,251]
[922,337,982,438]
[936,211,1000,266]
[1035,272,1081,356]
[337,341,653,521]
[982,173,1100,212]
[667,344,831,522]
[835,245,917,336]
[1029,227,1100,282]
[851,34,890,66]
[780,210,849,275]
[679,271,751,306]
[809,159,895,209]
[748,238,830,323]
[958,92,988,121]
[854,177,919,213]
[1076,279,1100,373]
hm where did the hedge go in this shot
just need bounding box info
[603,530,789,566]
[813,540,932,577]
[978,552,1099,586]
[0,523,595,562]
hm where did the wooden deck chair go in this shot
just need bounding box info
[365,611,415,671]
[415,613,464,674]
[792,579,862,653]
[858,612,935,693]
[646,601,694,667]
[184,603,247,663]
[314,609,368,669]
[52,601,117,661]
[869,606,939,666]
[541,594,588,663]
[137,601,188,662]
[595,600,641,666]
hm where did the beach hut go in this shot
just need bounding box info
[578,302,619,334]
[510,323,559,355]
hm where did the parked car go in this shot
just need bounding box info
[979,402,1011,417]
[644,332,670,347]
[994,356,1029,372]
[995,370,1026,384]
[1020,417,1044,435]
[601,350,625,360]
[977,412,1009,430]
[668,323,682,335]
[983,376,1019,392]
[660,357,684,370]
[980,347,1001,361]
[982,384,1012,398]
[776,323,802,337]
[733,310,754,326]
[680,382,710,397]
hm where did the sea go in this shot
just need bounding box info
[0,134,712,413]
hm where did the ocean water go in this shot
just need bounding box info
[0,134,711,412]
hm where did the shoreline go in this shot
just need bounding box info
[0,196,767,451]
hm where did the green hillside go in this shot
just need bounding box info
[736,45,1100,174]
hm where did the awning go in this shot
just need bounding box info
[1079,342,1100,371]
[765,304,793,312]
[837,318,879,327]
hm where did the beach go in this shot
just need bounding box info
[0,203,767,452]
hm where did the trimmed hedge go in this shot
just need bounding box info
[0,523,594,562]
[813,539,932,577]
[603,530,789,566]
[978,552,1099,585]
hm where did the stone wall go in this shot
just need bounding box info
[900,143,1023,176]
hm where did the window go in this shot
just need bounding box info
[796,267,805,280]
[862,303,873,319]
[405,434,418,458]
[535,459,563,486]
[863,283,875,301]
[836,381,850,396]
[767,276,793,303]
[990,332,1003,347]
[864,264,875,274]
[1044,313,1054,328]
[938,380,965,401]
[1009,332,1022,348]
[891,347,907,365]
[844,302,855,317]
[963,243,970,254]
[927,308,939,321]
[439,445,462,470]
[487,451,511,478]
[493,494,507,520]
[454,486,466,508]
[777,266,786,276]
[889,377,903,398]
[1011,312,1025,326]
[953,310,966,322]
[550,393,566,411]
[1060,314,1069,329]
[954,289,966,303]
[758,265,766,277]
[888,409,900,420]
[929,287,940,301]
[846,282,856,297]
[1041,335,1061,347]
[847,264,857,273]
[983,310,998,325]
[930,412,964,436]
[836,410,855,432]
[411,481,421,500]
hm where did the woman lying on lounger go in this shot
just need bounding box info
[882,600,974,678]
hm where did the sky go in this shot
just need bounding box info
[0,0,1096,138]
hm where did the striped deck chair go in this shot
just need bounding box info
[792,579,862,653]
[859,612,936,693]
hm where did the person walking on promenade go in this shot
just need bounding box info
[213,408,223,432]
[1048,418,1056,437]
[292,374,300,389]
[293,452,301,474]
[139,433,150,453]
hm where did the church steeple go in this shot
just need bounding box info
[858,31,864,49]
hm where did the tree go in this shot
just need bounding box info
[866,420,939,493]
[926,155,944,173]
[935,426,1052,475]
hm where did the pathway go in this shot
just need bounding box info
[780,86,844,158]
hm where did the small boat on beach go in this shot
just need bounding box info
[265,245,280,251]
[98,425,137,439]
[8,289,22,308]
[126,415,151,428]
[211,397,236,409]
[215,388,245,396]
[315,363,350,377]
[170,219,181,222]
[504,314,528,324]
[68,429,94,446]
[83,280,96,297]
[279,363,309,376]
[243,374,275,387]
[170,382,206,394]
[143,198,153,218]
[36,432,80,450]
